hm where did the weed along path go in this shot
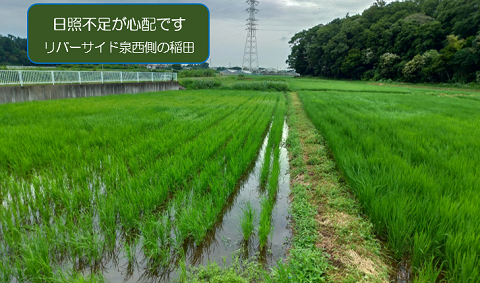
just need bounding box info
[286,92,390,282]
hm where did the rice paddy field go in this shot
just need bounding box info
[294,78,480,282]
[1,75,480,282]
[0,89,290,282]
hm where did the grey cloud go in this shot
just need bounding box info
[0,0,386,68]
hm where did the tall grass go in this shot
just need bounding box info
[299,89,480,282]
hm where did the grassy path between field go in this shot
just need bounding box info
[286,92,390,282]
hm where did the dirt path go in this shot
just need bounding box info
[287,92,390,282]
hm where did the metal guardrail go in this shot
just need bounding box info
[0,70,177,86]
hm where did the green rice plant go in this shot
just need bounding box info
[0,258,12,283]
[178,250,187,282]
[258,197,274,249]
[15,229,55,283]
[260,101,286,189]
[259,145,273,188]
[55,271,107,283]
[257,99,286,249]
[173,97,278,244]
[123,237,139,265]
[97,198,117,250]
[299,82,480,282]
[140,215,162,261]
[240,202,257,241]
[67,215,104,265]
[267,150,281,200]
[414,257,443,283]
[0,90,284,280]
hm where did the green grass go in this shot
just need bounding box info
[297,81,480,282]
[0,89,284,281]
[179,252,266,283]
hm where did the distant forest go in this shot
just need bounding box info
[287,0,480,83]
[0,35,31,66]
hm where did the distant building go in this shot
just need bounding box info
[219,69,243,75]
[146,64,170,70]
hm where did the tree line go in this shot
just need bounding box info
[0,35,31,66]
[287,0,480,83]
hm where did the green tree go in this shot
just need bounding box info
[378,53,401,78]
[421,49,446,82]
[341,49,364,79]
[171,64,183,71]
[403,54,425,82]
[287,0,480,83]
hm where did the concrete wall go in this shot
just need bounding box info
[0,81,179,104]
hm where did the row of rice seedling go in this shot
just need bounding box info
[171,97,278,245]
[258,98,287,248]
[0,90,282,281]
[1,92,252,236]
[131,94,284,276]
[299,90,480,282]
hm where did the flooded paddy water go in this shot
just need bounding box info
[393,260,412,283]
[81,121,292,282]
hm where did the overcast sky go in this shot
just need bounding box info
[0,0,388,69]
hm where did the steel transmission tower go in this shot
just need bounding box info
[242,0,259,72]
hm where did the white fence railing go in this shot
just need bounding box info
[6,66,57,69]
[0,70,177,86]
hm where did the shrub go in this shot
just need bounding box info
[178,69,216,78]
[231,81,290,92]
[181,79,222,89]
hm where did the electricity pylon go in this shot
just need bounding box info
[242,0,259,72]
